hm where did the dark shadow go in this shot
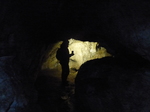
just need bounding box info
[56,39,74,86]
[35,69,75,112]
[35,71,60,112]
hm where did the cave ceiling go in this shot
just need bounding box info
[1,0,150,61]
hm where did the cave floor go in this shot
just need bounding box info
[35,68,77,112]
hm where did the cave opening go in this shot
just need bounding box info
[35,38,111,112]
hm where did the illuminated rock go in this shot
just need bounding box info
[68,38,111,69]
[41,39,111,81]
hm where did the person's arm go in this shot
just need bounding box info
[69,51,74,57]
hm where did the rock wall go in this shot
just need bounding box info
[1,0,150,111]
[0,57,15,112]
[41,39,111,72]
[0,1,46,111]
[75,57,150,112]
[68,39,110,69]
[83,1,150,62]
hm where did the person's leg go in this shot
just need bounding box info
[61,63,69,86]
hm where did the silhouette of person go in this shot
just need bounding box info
[56,39,74,86]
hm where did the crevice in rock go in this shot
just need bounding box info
[5,100,14,112]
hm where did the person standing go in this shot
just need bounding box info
[56,39,74,86]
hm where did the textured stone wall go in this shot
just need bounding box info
[0,1,45,111]
[41,39,111,72]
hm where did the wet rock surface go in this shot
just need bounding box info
[75,57,150,112]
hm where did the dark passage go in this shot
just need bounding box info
[35,70,75,112]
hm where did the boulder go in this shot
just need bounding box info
[75,57,150,112]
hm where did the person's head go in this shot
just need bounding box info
[61,39,69,47]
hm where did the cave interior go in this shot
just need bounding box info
[1,0,150,112]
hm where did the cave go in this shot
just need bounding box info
[41,38,110,82]
[36,38,111,112]
[1,0,150,112]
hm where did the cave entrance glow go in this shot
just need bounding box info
[41,38,111,83]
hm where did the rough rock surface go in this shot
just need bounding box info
[0,57,15,112]
[75,57,150,112]
[1,0,150,112]
[0,1,45,111]
[0,56,43,112]
[94,1,150,62]
[42,39,110,71]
